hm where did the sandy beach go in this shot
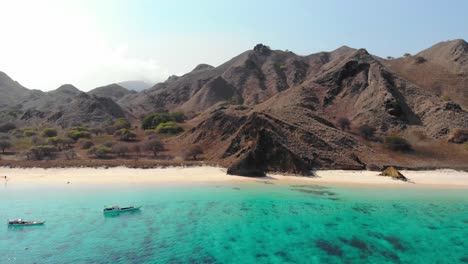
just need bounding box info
[1,166,467,188]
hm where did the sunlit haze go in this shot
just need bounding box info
[0,0,467,91]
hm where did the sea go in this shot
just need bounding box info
[1,180,467,263]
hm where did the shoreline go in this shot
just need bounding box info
[1,166,468,188]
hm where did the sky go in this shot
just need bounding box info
[0,0,467,91]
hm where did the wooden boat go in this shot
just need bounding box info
[8,219,45,226]
[103,206,141,213]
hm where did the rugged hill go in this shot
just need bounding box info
[385,39,468,109]
[119,44,358,116]
[0,71,34,108]
[0,40,466,174]
[178,45,467,175]
[0,75,127,127]
[88,83,135,101]
[117,80,152,92]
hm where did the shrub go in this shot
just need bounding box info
[0,133,10,140]
[27,145,57,160]
[114,118,131,130]
[0,122,16,132]
[79,139,94,149]
[41,128,58,138]
[103,141,116,148]
[114,128,137,141]
[169,112,186,123]
[0,140,12,153]
[440,95,450,101]
[142,112,185,130]
[414,56,426,64]
[23,129,37,137]
[403,53,411,57]
[184,145,204,160]
[384,136,412,152]
[337,117,351,131]
[358,125,376,140]
[88,145,113,159]
[448,129,468,144]
[156,122,183,134]
[46,136,64,150]
[145,139,164,157]
[68,130,91,141]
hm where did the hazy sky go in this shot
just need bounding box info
[0,0,467,91]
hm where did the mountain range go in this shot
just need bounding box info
[0,39,466,174]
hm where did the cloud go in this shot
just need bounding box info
[0,0,168,91]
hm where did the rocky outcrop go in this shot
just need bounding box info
[379,167,408,181]
[227,129,311,177]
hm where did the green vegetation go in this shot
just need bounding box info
[384,136,412,152]
[46,136,65,150]
[114,128,137,141]
[440,95,451,101]
[23,129,37,137]
[27,145,57,160]
[142,112,185,130]
[156,122,183,134]
[114,118,131,130]
[67,127,91,141]
[87,145,113,159]
[79,139,94,149]
[41,128,58,138]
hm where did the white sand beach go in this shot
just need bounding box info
[1,166,467,188]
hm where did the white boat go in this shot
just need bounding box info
[103,206,141,213]
[8,219,45,226]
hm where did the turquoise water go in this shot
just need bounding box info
[1,181,467,263]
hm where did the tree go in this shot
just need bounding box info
[23,129,37,137]
[337,117,351,131]
[42,128,58,138]
[132,144,142,157]
[358,125,376,140]
[185,145,203,160]
[79,139,94,149]
[0,122,16,133]
[28,145,57,160]
[46,136,65,150]
[114,128,137,141]
[90,127,103,136]
[403,53,411,57]
[67,127,91,141]
[88,145,113,159]
[384,136,412,152]
[145,139,164,157]
[64,149,77,160]
[0,140,12,153]
[114,118,131,130]
[156,122,183,134]
[253,44,271,55]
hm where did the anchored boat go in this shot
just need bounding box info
[8,219,45,226]
[103,206,141,213]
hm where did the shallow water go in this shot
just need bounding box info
[1,181,467,263]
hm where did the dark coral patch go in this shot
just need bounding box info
[315,240,344,257]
